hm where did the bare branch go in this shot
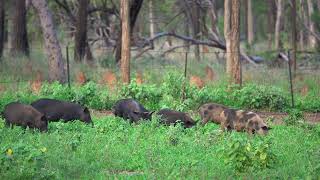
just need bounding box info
[141,32,226,50]
[136,32,257,65]
[288,2,320,41]
[53,0,76,23]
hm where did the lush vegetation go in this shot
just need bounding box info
[0,72,320,178]
[0,72,319,113]
[0,114,319,179]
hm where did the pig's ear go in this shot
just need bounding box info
[83,107,89,113]
[40,115,47,121]
[148,111,155,116]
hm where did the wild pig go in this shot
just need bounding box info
[220,109,270,135]
[31,98,93,126]
[112,98,154,123]
[3,102,48,132]
[157,109,196,128]
[199,103,229,125]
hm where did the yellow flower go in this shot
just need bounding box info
[40,147,47,153]
[6,148,13,156]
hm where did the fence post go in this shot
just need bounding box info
[66,45,71,88]
[288,51,295,108]
[184,52,188,78]
[182,52,188,101]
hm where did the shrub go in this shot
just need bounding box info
[120,79,162,110]
[231,84,289,111]
[220,134,276,174]
[283,109,305,126]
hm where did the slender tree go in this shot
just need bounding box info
[291,0,297,72]
[224,0,241,84]
[115,0,143,64]
[74,0,89,62]
[191,1,200,61]
[299,0,307,50]
[120,0,130,83]
[208,0,220,41]
[31,0,66,83]
[307,0,317,48]
[275,0,283,50]
[267,0,276,49]
[10,0,29,56]
[0,0,4,58]
[149,0,155,38]
[247,0,254,45]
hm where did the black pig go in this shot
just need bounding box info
[112,99,154,123]
[31,98,93,126]
[157,109,196,128]
[3,102,48,132]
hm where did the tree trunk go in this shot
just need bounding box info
[74,0,88,62]
[115,0,143,64]
[224,0,231,75]
[267,0,275,49]
[225,0,241,85]
[10,0,29,56]
[291,0,297,72]
[0,0,4,58]
[247,0,254,44]
[184,13,190,51]
[243,0,248,41]
[230,0,241,84]
[120,0,130,83]
[275,0,283,50]
[31,0,66,83]
[307,0,317,49]
[299,0,307,50]
[149,0,155,38]
[191,1,200,61]
[208,0,220,41]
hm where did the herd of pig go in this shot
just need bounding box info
[1,98,270,135]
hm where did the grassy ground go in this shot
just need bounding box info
[0,115,319,179]
[0,49,320,179]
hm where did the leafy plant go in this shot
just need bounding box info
[283,109,304,126]
[220,134,276,174]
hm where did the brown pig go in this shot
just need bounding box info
[198,103,229,125]
[3,102,48,132]
[220,109,270,135]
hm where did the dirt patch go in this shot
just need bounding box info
[92,109,320,125]
[106,170,144,176]
[91,110,114,118]
[257,111,320,125]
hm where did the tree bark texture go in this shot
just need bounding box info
[149,0,155,38]
[224,0,241,85]
[74,0,88,62]
[120,0,130,84]
[247,0,254,44]
[191,1,200,61]
[267,0,276,49]
[31,0,66,83]
[115,0,143,64]
[291,0,297,72]
[275,0,283,50]
[307,0,317,48]
[0,0,4,58]
[299,0,307,50]
[208,0,220,41]
[11,0,29,56]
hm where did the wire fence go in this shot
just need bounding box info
[0,45,320,105]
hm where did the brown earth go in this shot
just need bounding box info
[257,111,320,125]
[92,110,320,125]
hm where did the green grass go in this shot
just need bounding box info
[0,116,319,179]
[0,50,320,179]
